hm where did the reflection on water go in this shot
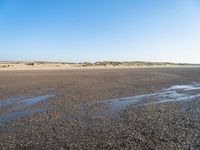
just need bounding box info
[0,93,55,123]
[168,83,200,91]
[1,83,200,123]
[92,82,200,115]
[0,94,54,108]
[0,109,44,123]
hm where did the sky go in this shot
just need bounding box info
[0,0,200,63]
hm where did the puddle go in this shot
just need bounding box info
[167,84,200,91]
[85,82,200,115]
[0,109,44,123]
[0,93,55,123]
[1,82,200,123]
[20,94,55,106]
[0,94,54,108]
[181,107,200,113]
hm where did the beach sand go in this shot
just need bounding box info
[0,68,200,149]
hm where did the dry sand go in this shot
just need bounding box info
[0,61,183,71]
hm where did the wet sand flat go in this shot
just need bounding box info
[0,68,200,149]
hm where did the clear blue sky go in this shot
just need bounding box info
[0,0,200,63]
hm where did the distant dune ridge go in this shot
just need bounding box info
[0,61,199,70]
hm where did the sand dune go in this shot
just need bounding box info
[0,61,196,70]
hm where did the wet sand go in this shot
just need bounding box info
[0,68,200,149]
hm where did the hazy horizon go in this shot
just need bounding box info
[0,0,200,63]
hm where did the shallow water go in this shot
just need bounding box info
[1,82,200,123]
[168,83,200,91]
[93,82,200,115]
[0,108,44,123]
[0,93,55,123]
[0,94,54,108]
